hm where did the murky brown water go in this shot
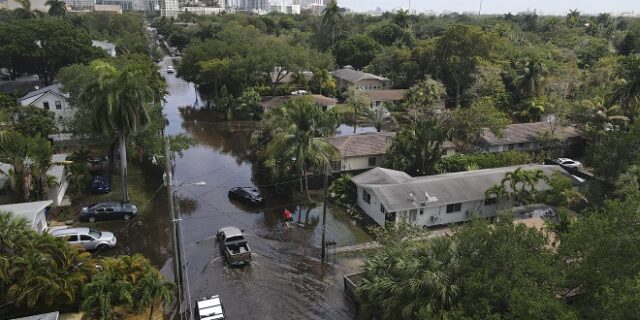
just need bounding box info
[127,57,371,319]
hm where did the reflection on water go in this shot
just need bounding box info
[335,124,380,136]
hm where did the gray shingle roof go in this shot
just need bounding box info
[331,68,389,83]
[353,165,578,212]
[325,132,396,158]
[19,83,64,101]
[480,122,581,146]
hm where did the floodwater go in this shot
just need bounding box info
[155,57,369,319]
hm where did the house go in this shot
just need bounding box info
[0,154,69,206]
[48,154,70,207]
[260,95,337,112]
[331,68,391,90]
[351,165,581,227]
[19,84,72,130]
[362,89,407,110]
[91,40,117,57]
[479,121,582,153]
[325,132,457,172]
[0,200,53,233]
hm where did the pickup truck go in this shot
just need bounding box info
[216,226,251,266]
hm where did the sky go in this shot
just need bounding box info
[338,0,639,15]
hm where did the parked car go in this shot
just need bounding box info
[196,295,225,320]
[167,66,175,73]
[80,202,138,223]
[216,226,251,266]
[51,227,117,251]
[553,158,582,168]
[228,187,263,206]
[91,175,111,194]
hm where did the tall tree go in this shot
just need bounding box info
[264,97,338,199]
[435,24,493,107]
[46,0,66,18]
[132,271,175,320]
[81,271,134,320]
[404,78,445,116]
[81,60,154,203]
[12,0,41,19]
[512,56,549,99]
[609,54,640,120]
[347,88,368,133]
[322,0,343,53]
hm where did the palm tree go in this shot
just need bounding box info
[357,236,460,319]
[12,0,42,19]
[485,184,509,210]
[566,9,581,27]
[322,1,343,53]
[347,88,368,133]
[81,271,134,320]
[312,68,336,96]
[0,132,34,201]
[393,9,410,29]
[132,271,175,320]
[362,107,392,132]
[265,97,338,200]
[81,61,154,203]
[0,212,31,254]
[45,0,66,18]
[512,57,549,99]
[500,168,548,206]
[384,118,447,176]
[29,136,53,200]
[609,55,640,120]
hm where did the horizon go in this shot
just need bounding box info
[338,0,638,16]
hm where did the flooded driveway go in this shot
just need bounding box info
[157,57,369,319]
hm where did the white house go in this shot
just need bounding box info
[479,121,582,153]
[331,68,391,91]
[351,165,581,227]
[325,132,457,172]
[362,89,407,110]
[19,84,72,131]
[0,200,53,233]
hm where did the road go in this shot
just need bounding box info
[158,57,368,319]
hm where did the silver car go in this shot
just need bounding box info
[51,227,117,251]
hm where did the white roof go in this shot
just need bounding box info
[10,311,59,320]
[0,200,52,222]
[0,162,12,176]
[47,154,69,181]
[19,84,67,106]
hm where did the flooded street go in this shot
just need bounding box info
[157,57,369,319]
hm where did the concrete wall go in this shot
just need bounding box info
[33,208,48,233]
[337,155,385,172]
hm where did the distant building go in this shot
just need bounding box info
[160,0,179,17]
[92,40,117,57]
[19,84,72,131]
[261,94,337,112]
[352,165,582,227]
[479,122,582,153]
[362,89,407,110]
[93,3,123,12]
[0,201,53,233]
[331,68,391,90]
[7,0,48,11]
[64,0,94,10]
[228,0,268,13]
[181,5,226,14]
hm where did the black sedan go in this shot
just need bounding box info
[91,175,111,194]
[80,202,138,223]
[228,187,263,206]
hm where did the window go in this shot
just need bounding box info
[446,203,462,213]
[363,190,371,204]
[419,208,424,215]
[80,235,93,241]
[518,143,526,149]
[368,157,376,167]
[55,101,62,109]
[409,209,418,222]
[380,204,386,214]
[66,235,78,242]
[485,197,497,206]
[330,160,341,172]
[43,101,50,110]
[508,144,515,150]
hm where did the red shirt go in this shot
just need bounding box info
[283,209,292,220]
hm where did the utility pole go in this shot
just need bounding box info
[321,163,329,262]
[164,129,184,317]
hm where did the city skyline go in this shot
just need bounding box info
[339,0,638,15]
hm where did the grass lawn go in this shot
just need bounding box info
[332,103,351,114]
[48,164,163,223]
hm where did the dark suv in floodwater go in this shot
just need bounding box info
[228,187,263,206]
[80,202,138,222]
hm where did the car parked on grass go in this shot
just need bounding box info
[51,227,117,251]
[228,187,263,206]
[553,158,582,168]
[91,175,111,194]
[80,201,138,223]
[167,66,175,73]
[216,226,251,266]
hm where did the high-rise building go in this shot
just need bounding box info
[229,0,267,12]
[160,0,179,17]
[64,0,95,10]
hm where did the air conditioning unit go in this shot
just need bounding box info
[430,216,439,222]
